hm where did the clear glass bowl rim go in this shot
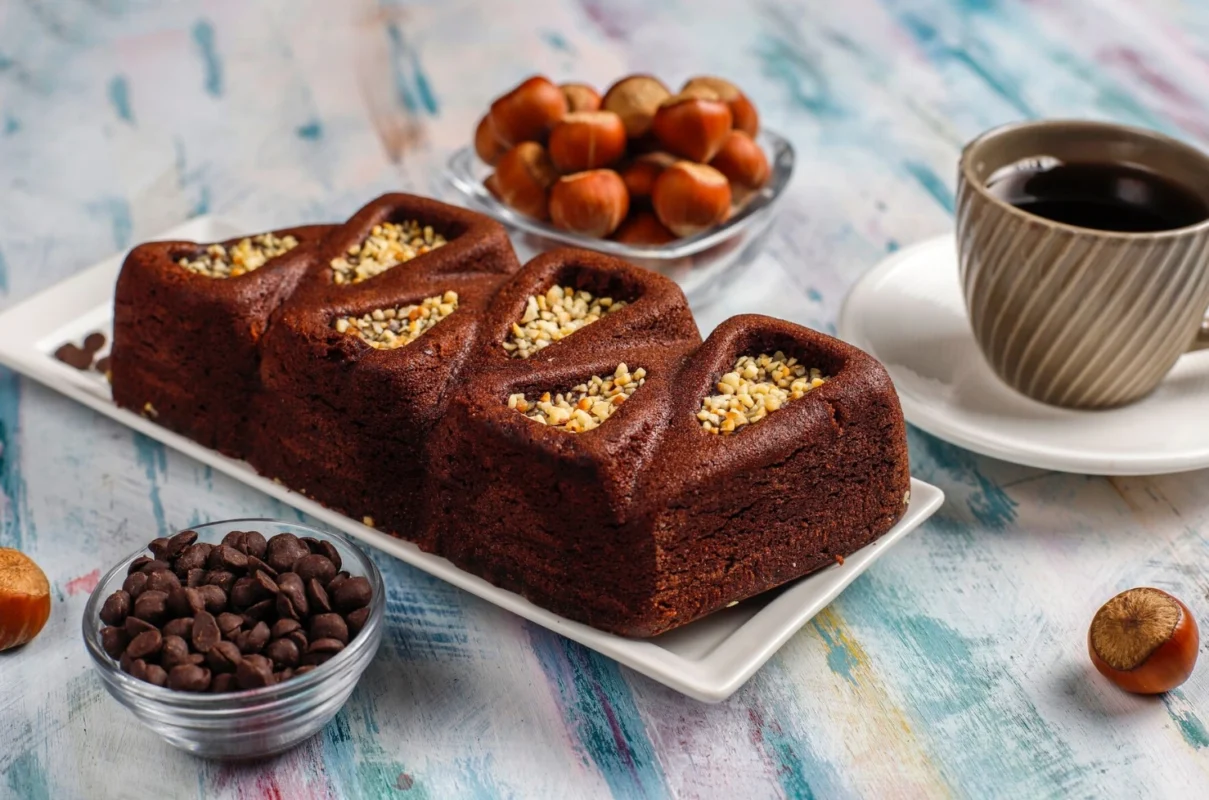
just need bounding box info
[82,518,385,712]
[446,127,796,259]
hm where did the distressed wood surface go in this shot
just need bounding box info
[2,1,1209,797]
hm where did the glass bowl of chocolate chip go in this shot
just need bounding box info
[82,519,384,760]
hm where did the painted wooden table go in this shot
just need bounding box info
[2,1,1208,797]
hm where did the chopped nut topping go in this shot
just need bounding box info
[177,232,299,278]
[697,352,827,434]
[508,363,646,433]
[333,291,458,349]
[330,221,446,285]
[503,285,627,359]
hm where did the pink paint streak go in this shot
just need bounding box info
[1101,46,1196,105]
[65,569,100,596]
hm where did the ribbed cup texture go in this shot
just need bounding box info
[957,170,1209,409]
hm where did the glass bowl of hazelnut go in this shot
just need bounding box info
[446,74,795,305]
[82,519,384,760]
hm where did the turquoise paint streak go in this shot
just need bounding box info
[755,33,845,117]
[0,368,30,549]
[386,23,439,116]
[87,197,133,250]
[3,114,17,135]
[903,160,955,214]
[908,426,1018,531]
[5,750,50,800]
[108,75,134,123]
[191,20,223,97]
[810,618,858,685]
[296,120,323,140]
[132,433,169,536]
[1163,692,1209,749]
[541,30,575,53]
[527,626,668,798]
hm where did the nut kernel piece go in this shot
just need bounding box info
[333,291,459,350]
[177,232,299,279]
[698,352,827,434]
[330,221,447,286]
[510,365,647,433]
[503,286,628,359]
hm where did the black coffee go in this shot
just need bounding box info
[985,160,1209,233]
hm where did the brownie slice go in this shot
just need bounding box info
[111,224,332,457]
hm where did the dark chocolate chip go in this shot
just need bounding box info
[270,618,301,640]
[299,652,334,667]
[241,599,275,625]
[54,343,93,370]
[210,673,237,693]
[139,559,172,575]
[346,606,370,637]
[126,629,163,660]
[242,531,267,560]
[100,590,131,626]
[306,578,331,614]
[83,331,107,353]
[285,630,308,651]
[318,541,342,572]
[275,573,307,620]
[121,571,149,599]
[164,530,198,560]
[326,572,350,595]
[186,568,207,588]
[264,637,300,669]
[144,569,180,594]
[124,615,157,637]
[294,665,316,676]
[229,576,260,609]
[220,531,247,553]
[333,576,372,612]
[167,586,204,618]
[100,626,129,659]
[265,534,310,573]
[207,640,243,673]
[204,570,237,594]
[197,584,227,614]
[309,613,348,645]
[162,617,194,640]
[236,654,274,689]
[147,537,171,560]
[216,612,244,639]
[208,544,248,572]
[144,664,168,688]
[246,555,277,579]
[167,664,211,692]
[160,635,191,669]
[94,355,111,375]
[236,621,270,655]
[192,611,221,653]
[307,637,345,656]
[132,589,169,624]
[185,653,206,666]
[254,570,280,598]
[128,556,153,575]
[173,543,211,575]
[275,668,294,683]
[125,657,149,681]
[293,554,336,587]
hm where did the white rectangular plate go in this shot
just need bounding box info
[0,216,944,702]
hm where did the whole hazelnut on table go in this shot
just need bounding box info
[683,75,760,136]
[1088,587,1199,694]
[548,111,628,172]
[602,74,671,139]
[489,76,569,147]
[613,210,677,246]
[651,92,734,163]
[491,142,560,220]
[474,114,505,166]
[710,130,770,190]
[0,547,51,651]
[651,161,732,238]
[549,169,630,238]
[561,82,602,113]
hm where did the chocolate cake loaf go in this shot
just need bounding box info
[110,192,911,637]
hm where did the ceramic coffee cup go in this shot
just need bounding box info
[957,120,1209,409]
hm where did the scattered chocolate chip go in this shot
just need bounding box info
[160,635,191,669]
[94,355,112,375]
[83,331,107,353]
[121,571,149,599]
[54,343,93,370]
[162,617,194,640]
[100,590,131,626]
[236,654,274,689]
[293,554,337,587]
[347,607,370,637]
[100,626,129,659]
[144,664,168,688]
[309,613,348,645]
[333,577,372,612]
[265,534,310,573]
[192,611,221,653]
[126,629,163,660]
[307,578,331,614]
[132,590,169,624]
[264,637,300,668]
[167,664,211,692]
[207,640,243,673]
[145,569,180,594]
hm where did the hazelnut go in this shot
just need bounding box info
[474,114,505,166]
[549,170,630,238]
[651,93,733,163]
[683,76,759,136]
[602,74,671,139]
[651,161,732,237]
[561,82,602,113]
[620,154,673,204]
[709,131,770,190]
[612,211,677,246]
[0,548,51,652]
[548,111,628,173]
[489,76,568,147]
[1089,587,1199,694]
[492,142,559,220]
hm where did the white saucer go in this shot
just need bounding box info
[839,235,1209,475]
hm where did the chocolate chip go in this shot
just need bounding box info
[145,569,180,594]
[173,543,211,575]
[299,652,334,667]
[208,544,248,572]
[186,568,207,588]
[100,590,131,626]
[186,653,206,666]
[119,650,135,674]
[216,612,243,639]
[293,554,336,587]
[265,534,310,573]
[101,626,129,658]
[264,638,300,669]
[235,621,270,655]
[54,343,93,370]
[236,654,274,689]
[164,530,198,560]
[124,615,157,637]
[270,618,301,640]
[294,665,316,676]
[167,586,204,618]
[333,576,372,612]
[254,570,280,598]
[160,635,191,669]
[241,599,275,625]
[83,331,107,353]
[192,611,221,653]
[197,584,227,614]
[220,531,247,553]
[139,559,172,575]
[126,629,163,660]
[286,629,308,651]
[307,637,345,656]
[94,355,111,375]
[210,673,237,693]
[121,571,149,599]
[326,572,350,595]
[204,570,237,594]
[242,531,267,560]
[309,613,348,645]
[132,589,169,624]
[275,668,294,683]
[128,556,153,575]
[307,578,331,614]
[148,537,171,560]
[167,664,211,692]
[125,657,149,681]
[246,555,277,579]
[207,640,243,673]
[276,573,307,620]
[144,664,168,688]
[162,617,194,639]
[346,607,370,637]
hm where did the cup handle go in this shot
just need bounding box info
[1194,314,1209,353]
